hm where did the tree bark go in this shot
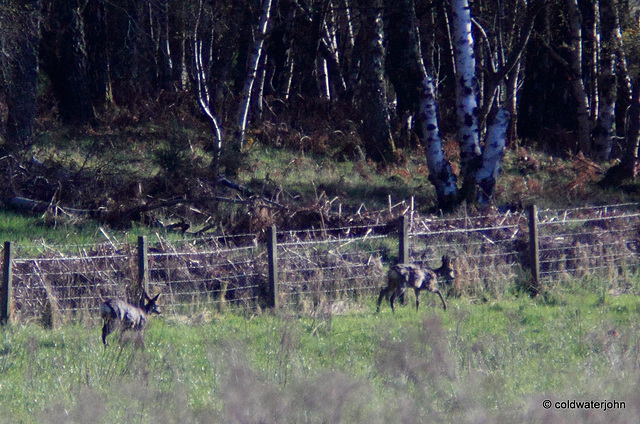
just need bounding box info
[477,108,510,204]
[450,0,482,202]
[358,0,395,163]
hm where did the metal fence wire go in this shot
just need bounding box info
[536,203,640,287]
[3,203,640,322]
[11,242,133,322]
[277,226,387,310]
[146,235,264,315]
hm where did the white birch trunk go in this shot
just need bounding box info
[450,0,482,191]
[236,0,273,150]
[194,39,224,158]
[477,108,510,204]
[318,57,331,101]
[418,73,458,205]
[256,53,268,120]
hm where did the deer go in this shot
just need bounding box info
[100,290,161,347]
[377,255,455,313]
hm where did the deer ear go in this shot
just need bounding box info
[152,293,160,301]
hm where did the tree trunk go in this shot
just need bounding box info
[619,74,640,180]
[505,62,521,146]
[450,0,482,202]
[418,73,459,210]
[83,0,112,108]
[41,0,95,126]
[358,0,395,163]
[599,73,639,187]
[592,0,618,161]
[387,0,458,208]
[2,0,42,153]
[194,39,224,162]
[565,0,592,155]
[236,0,273,151]
[192,0,223,170]
[477,108,510,204]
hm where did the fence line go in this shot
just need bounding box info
[2,203,640,323]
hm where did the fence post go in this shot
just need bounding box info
[397,216,409,305]
[266,225,278,308]
[138,236,149,294]
[527,204,540,294]
[398,215,409,264]
[1,241,12,325]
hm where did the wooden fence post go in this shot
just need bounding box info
[397,216,409,305]
[398,215,409,264]
[1,241,12,325]
[138,236,149,294]
[527,204,540,295]
[266,225,278,309]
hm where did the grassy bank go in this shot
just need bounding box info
[1,287,638,423]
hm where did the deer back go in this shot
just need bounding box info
[388,264,426,290]
[100,298,147,330]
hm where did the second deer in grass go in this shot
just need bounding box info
[377,255,455,312]
[100,291,161,347]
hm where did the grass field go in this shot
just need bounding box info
[1,285,638,423]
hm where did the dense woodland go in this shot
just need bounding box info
[1,0,640,224]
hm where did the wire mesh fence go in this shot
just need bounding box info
[536,203,640,289]
[146,234,265,315]
[3,202,640,323]
[277,226,388,311]
[10,241,134,322]
[409,211,529,298]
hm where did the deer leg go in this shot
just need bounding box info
[398,289,406,305]
[435,290,447,310]
[102,321,111,346]
[377,287,390,312]
[414,288,420,311]
[389,290,398,313]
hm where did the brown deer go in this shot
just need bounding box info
[377,255,455,312]
[100,291,161,347]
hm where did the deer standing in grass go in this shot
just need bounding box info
[377,255,455,312]
[100,291,161,347]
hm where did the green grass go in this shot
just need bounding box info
[243,145,436,210]
[1,288,638,423]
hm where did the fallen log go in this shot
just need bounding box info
[7,196,96,216]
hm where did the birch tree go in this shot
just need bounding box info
[235,0,273,150]
[448,0,511,204]
[193,0,224,170]
[450,0,483,202]
[387,0,457,208]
